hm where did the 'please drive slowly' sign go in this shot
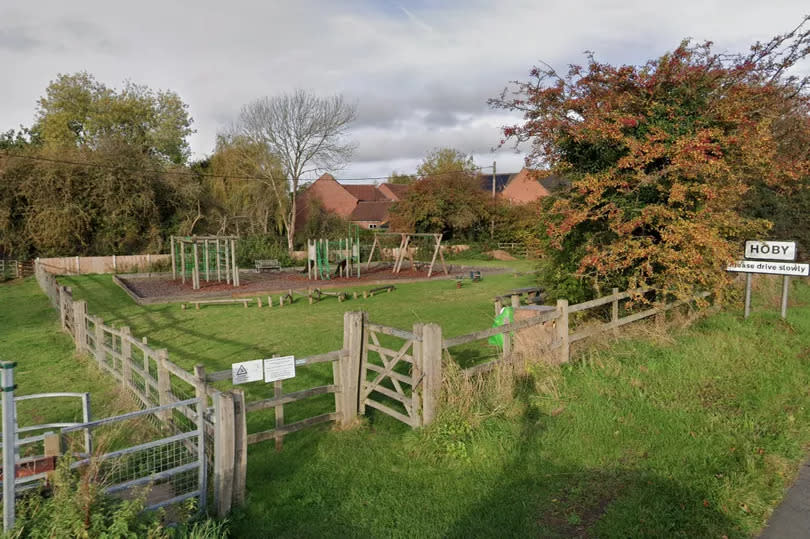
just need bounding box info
[727,260,809,277]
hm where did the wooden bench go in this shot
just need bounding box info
[182,298,253,310]
[255,259,281,272]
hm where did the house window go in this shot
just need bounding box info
[368,224,377,229]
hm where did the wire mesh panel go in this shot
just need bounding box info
[63,397,206,515]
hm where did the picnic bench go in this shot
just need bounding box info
[255,259,281,272]
[495,286,545,305]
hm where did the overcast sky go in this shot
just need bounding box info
[2,1,808,181]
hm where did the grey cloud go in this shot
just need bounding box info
[0,26,43,52]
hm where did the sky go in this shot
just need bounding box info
[1,0,808,181]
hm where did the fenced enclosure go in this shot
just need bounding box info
[0,360,207,532]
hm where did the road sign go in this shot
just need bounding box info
[727,260,809,277]
[263,356,296,383]
[744,240,796,261]
[231,359,263,384]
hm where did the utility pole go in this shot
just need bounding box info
[490,161,496,239]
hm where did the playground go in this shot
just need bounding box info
[118,232,483,303]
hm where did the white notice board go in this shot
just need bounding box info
[263,356,296,383]
[727,260,809,277]
[232,359,264,384]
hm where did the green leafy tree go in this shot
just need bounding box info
[33,72,193,164]
[389,148,491,239]
[387,171,416,184]
[490,19,810,300]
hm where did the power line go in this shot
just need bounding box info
[0,150,494,183]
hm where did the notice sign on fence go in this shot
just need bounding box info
[264,356,296,383]
[727,260,809,277]
[744,240,796,261]
[232,359,263,384]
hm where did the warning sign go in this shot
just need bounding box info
[231,359,263,385]
[263,356,296,383]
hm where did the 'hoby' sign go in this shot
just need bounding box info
[744,240,796,261]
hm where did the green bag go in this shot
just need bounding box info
[488,306,514,347]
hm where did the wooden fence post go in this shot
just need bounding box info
[94,317,105,367]
[412,323,424,426]
[213,391,235,517]
[421,323,442,426]
[156,349,172,424]
[611,287,620,335]
[231,388,247,508]
[556,299,570,363]
[58,286,66,330]
[73,301,87,353]
[120,327,132,386]
[337,311,364,426]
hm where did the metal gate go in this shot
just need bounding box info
[360,322,423,427]
[1,362,207,532]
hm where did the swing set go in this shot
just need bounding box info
[366,232,448,277]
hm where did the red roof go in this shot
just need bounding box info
[343,185,388,201]
[349,201,393,222]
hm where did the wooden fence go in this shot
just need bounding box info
[36,254,170,275]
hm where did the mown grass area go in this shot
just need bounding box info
[0,279,131,436]
[12,269,810,536]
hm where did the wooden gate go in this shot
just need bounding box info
[361,322,424,427]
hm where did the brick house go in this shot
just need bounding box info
[295,173,408,230]
[479,168,568,204]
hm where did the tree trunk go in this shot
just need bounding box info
[286,195,296,252]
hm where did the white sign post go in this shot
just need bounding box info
[728,240,804,319]
[744,240,796,261]
[231,359,264,385]
[263,356,296,383]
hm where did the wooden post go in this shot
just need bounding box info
[267,295,273,308]
[204,240,210,282]
[494,298,503,317]
[180,241,186,284]
[337,311,363,426]
[556,299,570,363]
[73,300,88,353]
[156,349,172,424]
[224,240,231,285]
[94,317,105,367]
[781,275,790,319]
[170,236,176,279]
[421,323,442,426]
[120,327,132,386]
[231,388,247,507]
[231,239,239,287]
[274,380,284,452]
[412,323,424,426]
[213,391,235,517]
[436,233,448,275]
[58,286,67,330]
[192,242,200,290]
[44,433,62,458]
[216,239,222,282]
[511,294,520,309]
[611,287,620,335]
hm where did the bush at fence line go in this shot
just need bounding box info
[442,243,494,261]
[12,455,228,539]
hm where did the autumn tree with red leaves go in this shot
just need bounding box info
[491,18,810,301]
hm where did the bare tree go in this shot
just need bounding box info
[236,90,356,250]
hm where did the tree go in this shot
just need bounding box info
[33,72,193,164]
[387,171,416,184]
[389,148,491,239]
[235,90,356,251]
[207,134,287,236]
[416,147,477,178]
[490,19,810,300]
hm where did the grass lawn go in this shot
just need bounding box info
[9,268,810,537]
[0,279,133,437]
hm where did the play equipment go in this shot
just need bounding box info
[307,226,361,280]
[366,232,448,277]
[170,235,240,290]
